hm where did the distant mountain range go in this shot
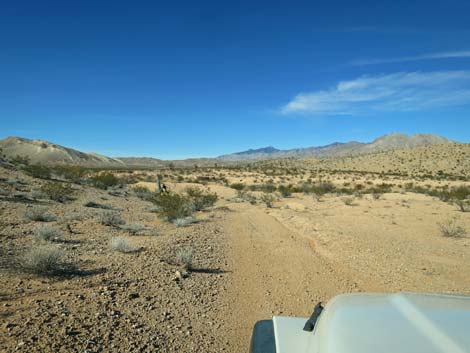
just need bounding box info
[216,133,453,161]
[0,133,457,167]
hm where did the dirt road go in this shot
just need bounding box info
[221,203,359,351]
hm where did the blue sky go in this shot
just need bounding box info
[1,0,469,159]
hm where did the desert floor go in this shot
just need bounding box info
[1,169,470,352]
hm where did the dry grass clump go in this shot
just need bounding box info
[110,237,138,253]
[21,246,76,276]
[120,223,146,235]
[172,216,198,228]
[24,207,56,222]
[342,196,356,206]
[175,247,194,270]
[438,218,467,238]
[99,211,126,226]
[33,225,60,241]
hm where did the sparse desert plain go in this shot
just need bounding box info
[1,143,470,352]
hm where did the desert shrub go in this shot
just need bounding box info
[10,155,30,166]
[372,193,382,200]
[184,187,218,211]
[53,165,86,183]
[311,182,335,196]
[278,185,292,198]
[99,211,126,226]
[89,172,120,189]
[40,182,75,202]
[172,216,198,228]
[83,200,113,209]
[31,189,47,200]
[23,164,52,179]
[24,207,56,222]
[133,186,155,201]
[21,246,76,276]
[230,183,245,191]
[110,237,137,253]
[449,186,470,201]
[438,218,467,238]
[456,200,470,213]
[175,247,194,270]
[342,196,356,206]
[260,193,275,208]
[120,223,146,235]
[33,225,60,241]
[152,193,192,221]
[260,183,277,193]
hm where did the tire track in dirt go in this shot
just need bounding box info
[221,204,359,352]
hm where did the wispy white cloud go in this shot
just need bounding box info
[350,50,470,66]
[281,71,470,115]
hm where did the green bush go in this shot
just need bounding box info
[40,182,75,202]
[278,185,292,198]
[184,187,218,211]
[230,183,245,191]
[89,172,120,189]
[152,193,192,221]
[54,165,86,183]
[23,164,52,179]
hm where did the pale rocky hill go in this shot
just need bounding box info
[0,137,125,167]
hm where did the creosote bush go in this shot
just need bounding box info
[40,182,75,202]
[230,183,245,191]
[23,164,52,179]
[184,187,218,211]
[24,207,56,222]
[152,193,192,221]
[21,246,76,276]
[89,172,120,189]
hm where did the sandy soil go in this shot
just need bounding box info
[1,166,469,352]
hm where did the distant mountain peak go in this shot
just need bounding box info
[236,146,280,155]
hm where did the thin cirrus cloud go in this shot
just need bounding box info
[350,50,470,66]
[281,71,470,116]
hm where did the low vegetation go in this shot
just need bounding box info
[40,182,75,202]
[438,218,467,238]
[24,207,56,222]
[33,225,60,241]
[21,246,76,276]
[175,247,194,270]
[110,236,138,253]
[89,172,120,189]
[99,211,126,226]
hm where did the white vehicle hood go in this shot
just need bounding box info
[273,292,470,353]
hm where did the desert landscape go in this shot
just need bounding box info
[0,135,469,352]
